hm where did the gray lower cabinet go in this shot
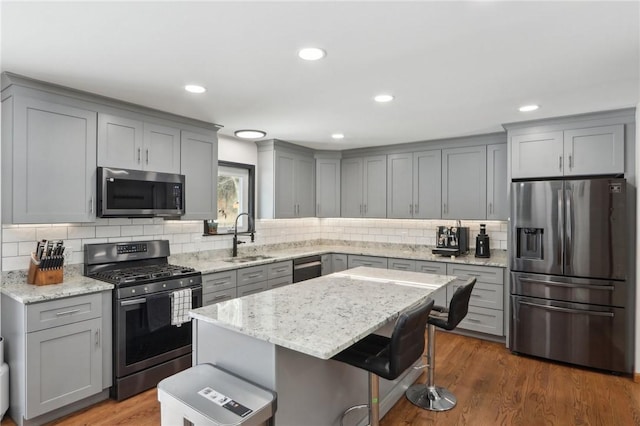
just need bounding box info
[269,275,293,289]
[202,270,237,306]
[321,254,332,276]
[441,145,487,220]
[331,254,348,273]
[415,260,447,275]
[446,264,504,336]
[236,261,293,297]
[180,130,218,220]
[347,255,388,269]
[1,291,112,425]
[2,94,97,223]
[341,156,387,218]
[238,281,269,297]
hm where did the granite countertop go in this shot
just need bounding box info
[171,244,508,275]
[189,266,456,360]
[1,265,113,304]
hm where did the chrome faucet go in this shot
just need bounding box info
[232,212,254,257]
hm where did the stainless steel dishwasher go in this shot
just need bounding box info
[293,255,322,282]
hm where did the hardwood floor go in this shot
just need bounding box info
[2,332,639,425]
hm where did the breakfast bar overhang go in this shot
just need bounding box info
[189,267,457,426]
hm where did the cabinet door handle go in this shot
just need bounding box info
[364,204,368,215]
[489,202,493,215]
[89,196,94,214]
[95,329,101,347]
[146,149,149,165]
[409,204,413,215]
[56,309,80,316]
[443,203,447,214]
[568,154,573,169]
[137,148,141,164]
[415,204,419,214]
[559,155,562,170]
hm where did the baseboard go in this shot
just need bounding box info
[634,373,640,383]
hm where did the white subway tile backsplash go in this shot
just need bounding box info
[1,218,508,271]
[3,227,37,242]
[96,226,121,238]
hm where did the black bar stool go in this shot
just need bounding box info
[331,299,434,426]
[405,277,476,412]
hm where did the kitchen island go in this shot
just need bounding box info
[189,267,456,425]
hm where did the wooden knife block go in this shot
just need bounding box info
[27,261,63,286]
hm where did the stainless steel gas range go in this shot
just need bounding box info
[85,240,202,401]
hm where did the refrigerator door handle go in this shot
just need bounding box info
[519,301,614,317]
[557,189,564,268]
[565,188,572,269]
[519,277,615,291]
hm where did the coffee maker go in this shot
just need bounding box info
[432,226,469,256]
[475,224,491,258]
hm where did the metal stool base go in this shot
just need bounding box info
[406,384,457,411]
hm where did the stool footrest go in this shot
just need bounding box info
[405,384,457,412]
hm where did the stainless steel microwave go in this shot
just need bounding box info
[97,167,185,218]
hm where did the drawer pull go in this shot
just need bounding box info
[95,329,100,347]
[212,295,228,301]
[212,280,229,285]
[274,267,288,272]
[247,273,262,278]
[470,294,482,298]
[466,318,482,323]
[56,309,81,316]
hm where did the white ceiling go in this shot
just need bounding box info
[2,1,638,150]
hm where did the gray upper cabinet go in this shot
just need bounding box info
[486,143,507,220]
[442,145,487,220]
[387,150,441,219]
[2,95,97,223]
[510,131,563,179]
[563,125,624,176]
[257,140,315,219]
[315,156,341,217]
[98,113,180,174]
[342,155,387,217]
[180,130,218,220]
[510,124,624,179]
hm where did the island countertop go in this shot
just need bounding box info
[189,266,456,360]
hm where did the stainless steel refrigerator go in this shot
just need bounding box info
[510,177,629,373]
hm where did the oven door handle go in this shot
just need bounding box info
[120,298,147,306]
[518,300,615,317]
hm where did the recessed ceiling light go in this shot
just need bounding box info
[374,94,394,103]
[332,133,345,140]
[298,47,326,61]
[185,84,206,94]
[234,129,267,139]
[519,104,540,112]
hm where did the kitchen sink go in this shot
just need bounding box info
[223,255,273,263]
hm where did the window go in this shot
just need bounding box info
[205,161,255,235]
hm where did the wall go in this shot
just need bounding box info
[1,218,508,271]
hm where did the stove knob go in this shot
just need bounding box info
[163,283,167,288]
[179,280,183,286]
[144,287,148,292]
[131,289,136,294]
[189,279,193,284]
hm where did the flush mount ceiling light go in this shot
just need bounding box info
[298,47,326,61]
[374,94,394,103]
[184,84,206,94]
[519,104,540,112]
[235,129,267,139]
[332,133,345,140]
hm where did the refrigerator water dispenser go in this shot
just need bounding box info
[516,227,544,260]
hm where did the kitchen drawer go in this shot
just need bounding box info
[268,261,293,280]
[388,258,416,271]
[347,255,388,269]
[456,306,504,336]
[237,281,268,297]
[26,293,102,332]
[202,270,237,293]
[269,275,293,289]
[446,264,504,285]
[416,260,447,275]
[203,288,237,306]
[237,265,268,287]
[446,280,503,310]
